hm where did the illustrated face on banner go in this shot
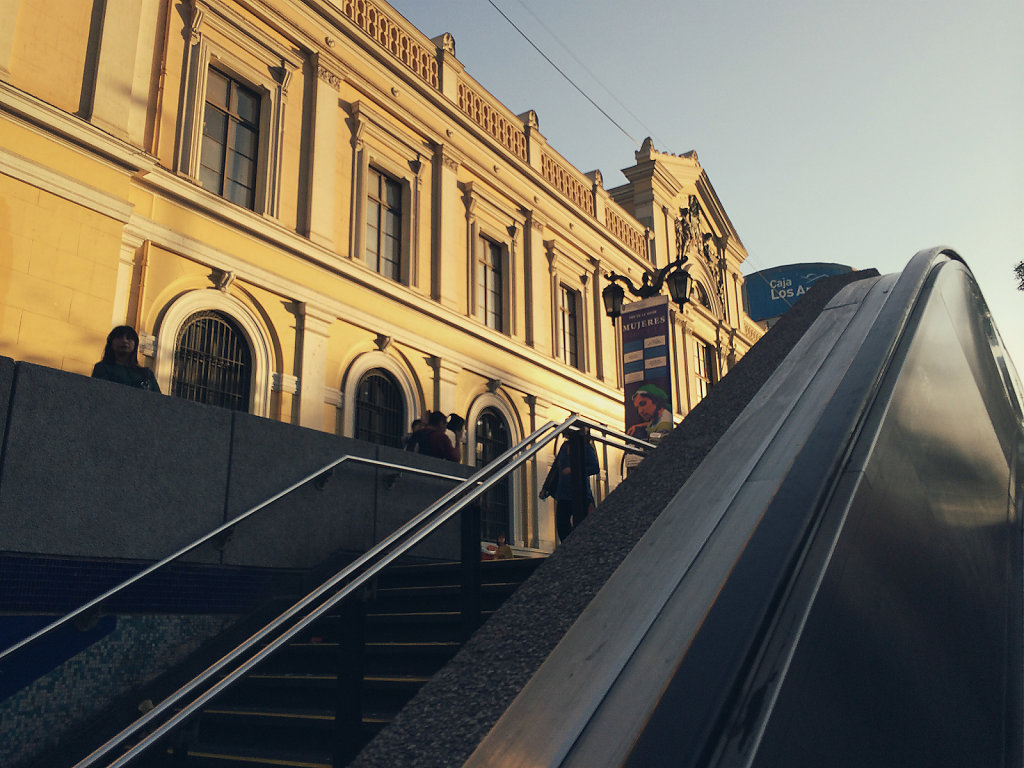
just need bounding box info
[634,392,658,421]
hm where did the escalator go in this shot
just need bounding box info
[367,248,1022,768]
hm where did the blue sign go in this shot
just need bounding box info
[744,263,852,321]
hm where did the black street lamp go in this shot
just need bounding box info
[602,254,691,320]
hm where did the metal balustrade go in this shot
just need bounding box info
[0,413,649,767]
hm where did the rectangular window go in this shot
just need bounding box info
[477,237,504,331]
[694,338,715,402]
[559,285,581,369]
[200,68,260,209]
[366,168,403,281]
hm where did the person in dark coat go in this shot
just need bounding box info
[405,411,458,461]
[540,435,600,542]
[91,325,161,393]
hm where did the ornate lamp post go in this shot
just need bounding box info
[602,254,691,320]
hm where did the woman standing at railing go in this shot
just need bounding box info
[91,325,161,393]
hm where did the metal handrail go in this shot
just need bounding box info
[0,455,468,665]
[67,415,651,767]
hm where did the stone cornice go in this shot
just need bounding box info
[0,145,135,223]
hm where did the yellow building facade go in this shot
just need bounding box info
[0,0,762,552]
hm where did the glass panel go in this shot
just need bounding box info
[199,165,221,195]
[201,133,225,172]
[225,179,254,208]
[206,69,229,109]
[232,124,258,159]
[233,85,260,125]
[226,151,255,186]
[366,201,380,271]
[384,176,401,209]
[203,103,228,142]
[382,208,400,239]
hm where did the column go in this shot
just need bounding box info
[297,304,334,430]
[306,55,342,249]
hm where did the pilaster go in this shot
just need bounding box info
[0,0,19,82]
[90,0,159,144]
[113,229,145,326]
[678,317,694,414]
[427,356,460,414]
[431,33,462,102]
[432,146,461,308]
[528,393,557,551]
[589,257,607,381]
[306,54,343,249]
[520,110,544,172]
[297,304,334,431]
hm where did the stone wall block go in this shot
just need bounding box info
[0,363,231,562]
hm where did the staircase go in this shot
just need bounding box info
[152,557,542,768]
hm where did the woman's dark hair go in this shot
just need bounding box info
[102,325,141,366]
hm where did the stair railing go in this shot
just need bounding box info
[0,455,468,666]
[58,414,649,768]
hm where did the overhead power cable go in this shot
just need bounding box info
[484,0,641,149]
[511,0,666,149]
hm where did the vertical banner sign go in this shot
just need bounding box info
[621,296,674,441]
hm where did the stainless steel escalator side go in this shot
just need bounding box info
[466,247,1023,768]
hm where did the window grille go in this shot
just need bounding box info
[354,369,405,448]
[475,408,511,542]
[366,168,402,281]
[172,311,252,412]
[477,237,504,331]
[200,68,260,209]
[558,285,581,369]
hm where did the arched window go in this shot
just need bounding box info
[354,368,405,448]
[171,310,252,412]
[475,407,511,541]
[693,280,712,310]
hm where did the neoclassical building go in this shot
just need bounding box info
[0,0,762,552]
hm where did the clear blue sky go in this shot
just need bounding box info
[389,0,1024,373]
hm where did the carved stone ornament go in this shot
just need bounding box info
[317,65,341,90]
[213,269,235,292]
[439,32,456,55]
[487,378,502,393]
[442,155,459,172]
[190,3,205,42]
[374,333,392,352]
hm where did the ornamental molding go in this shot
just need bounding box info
[273,372,299,395]
[433,32,456,56]
[317,64,342,90]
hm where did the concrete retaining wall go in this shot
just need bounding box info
[0,359,470,569]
